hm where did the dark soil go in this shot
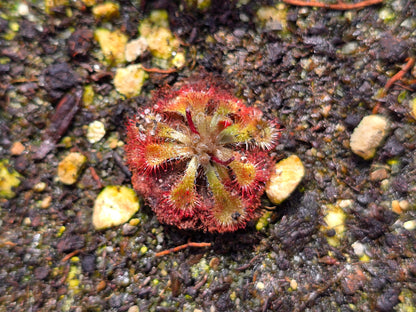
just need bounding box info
[1,0,415,311]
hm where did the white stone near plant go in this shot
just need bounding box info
[92,186,140,230]
[87,120,106,144]
[350,114,389,160]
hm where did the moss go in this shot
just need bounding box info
[94,28,128,65]
[138,10,181,62]
[0,159,22,199]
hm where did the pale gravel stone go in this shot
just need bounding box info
[125,37,148,62]
[92,186,140,230]
[350,115,389,160]
[403,220,416,231]
[87,120,106,144]
[266,155,305,205]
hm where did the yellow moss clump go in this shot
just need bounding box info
[256,4,288,33]
[92,2,119,21]
[185,0,211,10]
[94,28,128,65]
[321,201,349,247]
[45,0,69,14]
[138,10,180,60]
[0,159,21,199]
[113,64,148,98]
[145,26,179,60]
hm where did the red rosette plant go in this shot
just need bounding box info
[125,78,278,232]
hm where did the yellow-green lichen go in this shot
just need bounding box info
[94,28,128,65]
[321,201,348,247]
[113,64,148,98]
[0,159,22,199]
[92,2,119,21]
[256,4,288,33]
[138,10,180,61]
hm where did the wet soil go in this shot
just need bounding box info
[0,0,416,311]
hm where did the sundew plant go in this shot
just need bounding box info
[125,78,278,232]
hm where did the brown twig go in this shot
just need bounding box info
[61,249,82,262]
[155,242,211,257]
[141,66,178,74]
[10,77,38,83]
[3,241,17,247]
[89,166,103,189]
[383,57,415,93]
[373,57,415,114]
[191,274,208,292]
[282,0,383,10]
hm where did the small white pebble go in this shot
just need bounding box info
[351,241,365,257]
[128,306,139,312]
[40,196,52,209]
[403,220,416,231]
[87,120,106,144]
[255,281,265,290]
[399,200,409,211]
[290,279,298,290]
[17,2,30,16]
[411,97,416,119]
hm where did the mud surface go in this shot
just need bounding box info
[1,0,415,311]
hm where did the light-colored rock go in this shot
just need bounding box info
[87,120,106,144]
[33,181,47,192]
[125,37,148,62]
[351,241,365,256]
[114,64,148,98]
[350,115,389,160]
[391,200,402,214]
[265,155,305,205]
[128,306,139,312]
[171,52,186,68]
[57,152,87,185]
[403,220,416,231]
[10,141,25,155]
[92,185,140,230]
